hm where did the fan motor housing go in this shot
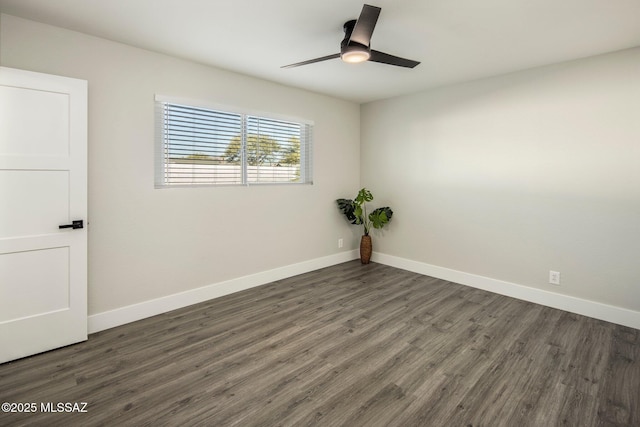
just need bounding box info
[341,19,371,62]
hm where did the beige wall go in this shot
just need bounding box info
[2,12,638,323]
[362,47,640,312]
[0,14,361,315]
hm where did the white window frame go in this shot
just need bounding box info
[155,95,313,188]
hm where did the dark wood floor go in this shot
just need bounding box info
[1,261,638,426]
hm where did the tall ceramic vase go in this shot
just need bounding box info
[360,235,372,264]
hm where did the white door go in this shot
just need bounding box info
[0,67,87,364]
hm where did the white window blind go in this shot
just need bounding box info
[155,99,313,187]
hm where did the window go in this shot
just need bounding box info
[155,97,313,187]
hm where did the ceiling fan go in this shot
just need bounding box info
[282,4,420,69]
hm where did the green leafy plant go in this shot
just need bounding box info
[336,188,393,236]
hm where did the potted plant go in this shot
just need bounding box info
[336,188,393,264]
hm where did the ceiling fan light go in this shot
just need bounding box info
[341,46,371,63]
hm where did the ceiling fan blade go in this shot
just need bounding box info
[369,50,420,68]
[281,53,340,69]
[349,4,381,47]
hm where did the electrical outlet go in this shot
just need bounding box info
[338,238,343,248]
[549,270,561,285]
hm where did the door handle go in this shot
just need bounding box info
[59,220,84,230]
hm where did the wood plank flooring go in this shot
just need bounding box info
[1,261,638,426]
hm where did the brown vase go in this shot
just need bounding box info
[360,235,372,264]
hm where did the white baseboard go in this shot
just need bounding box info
[88,250,359,333]
[373,252,640,330]
[90,249,639,333]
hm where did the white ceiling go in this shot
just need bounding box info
[1,0,639,103]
